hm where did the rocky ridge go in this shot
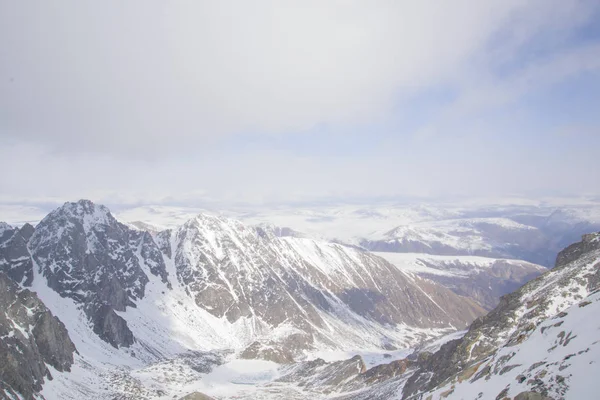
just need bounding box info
[0,199,489,399]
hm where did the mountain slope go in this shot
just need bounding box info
[400,232,600,399]
[0,272,76,400]
[423,290,600,400]
[375,252,545,309]
[162,213,485,357]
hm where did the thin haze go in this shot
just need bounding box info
[1,1,600,206]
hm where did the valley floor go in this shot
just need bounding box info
[40,327,466,400]
[40,348,411,399]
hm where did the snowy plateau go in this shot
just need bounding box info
[0,199,599,400]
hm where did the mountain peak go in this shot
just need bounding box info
[43,199,115,229]
[62,199,107,215]
[0,222,12,237]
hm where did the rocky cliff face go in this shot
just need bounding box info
[0,272,76,400]
[0,222,35,286]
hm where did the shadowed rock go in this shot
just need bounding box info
[0,223,35,286]
[0,273,76,400]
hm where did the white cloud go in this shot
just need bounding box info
[1,0,599,204]
[1,0,593,155]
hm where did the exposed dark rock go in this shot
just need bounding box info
[8,201,576,399]
[90,304,135,348]
[555,232,600,268]
[495,387,509,400]
[240,332,312,363]
[19,223,35,241]
[0,273,76,400]
[130,230,171,288]
[240,341,294,364]
[0,223,34,286]
[155,229,173,259]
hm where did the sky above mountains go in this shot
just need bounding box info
[1,1,600,206]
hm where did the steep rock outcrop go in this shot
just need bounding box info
[0,273,76,400]
[0,222,35,286]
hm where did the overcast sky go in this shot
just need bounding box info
[1,1,600,207]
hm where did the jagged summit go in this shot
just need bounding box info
[0,221,12,234]
[38,199,116,230]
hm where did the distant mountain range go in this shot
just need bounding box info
[0,200,598,399]
[112,202,600,267]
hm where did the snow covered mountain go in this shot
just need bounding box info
[361,218,555,266]
[8,200,600,268]
[2,200,598,399]
[0,200,485,399]
[168,214,484,358]
[396,231,600,399]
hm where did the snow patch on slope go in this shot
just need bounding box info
[429,291,600,400]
